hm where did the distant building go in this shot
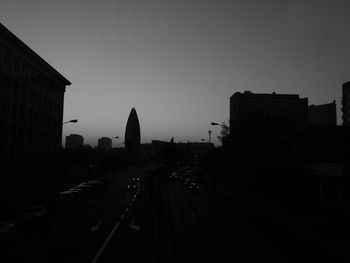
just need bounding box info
[125,108,141,164]
[0,23,71,211]
[141,143,152,161]
[151,140,214,163]
[308,100,336,125]
[98,137,112,150]
[65,134,84,149]
[342,81,350,126]
[229,91,308,172]
[230,91,308,133]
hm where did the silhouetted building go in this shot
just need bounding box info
[0,23,71,212]
[151,140,214,164]
[230,91,308,133]
[125,108,141,164]
[229,91,308,178]
[305,124,350,205]
[98,137,112,150]
[65,134,84,150]
[308,100,336,125]
[141,143,152,161]
[342,81,350,126]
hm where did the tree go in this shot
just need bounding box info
[217,121,230,144]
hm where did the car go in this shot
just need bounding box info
[85,180,104,186]
[63,189,82,199]
[188,182,200,192]
[169,172,178,180]
[131,177,140,183]
[53,192,75,204]
[127,183,138,191]
[183,178,192,186]
[72,183,96,193]
[16,205,49,232]
[0,220,18,257]
[0,221,15,236]
[18,206,47,219]
[15,205,50,241]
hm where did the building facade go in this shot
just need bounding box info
[229,91,308,175]
[125,107,141,164]
[98,137,112,150]
[230,91,308,133]
[342,81,350,126]
[308,100,336,125]
[0,23,71,212]
[65,134,84,149]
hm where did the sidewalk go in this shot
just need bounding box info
[201,174,348,261]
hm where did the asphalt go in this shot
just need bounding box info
[5,163,343,263]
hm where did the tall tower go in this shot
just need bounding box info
[125,108,141,164]
[342,81,350,126]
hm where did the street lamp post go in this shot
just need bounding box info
[211,122,225,128]
[211,122,227,147]
[113,136,119,148]
[63,119,78,125]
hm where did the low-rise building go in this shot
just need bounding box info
[65,134,84,150]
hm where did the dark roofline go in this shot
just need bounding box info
[231,91,305,99]
[0,23,71,86]
[343,81,350,88]
[309,100,336,108]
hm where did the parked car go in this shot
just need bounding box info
[16,205,49,234]
[18,206,47,219]
[0,220,15,237]
[169,172,178,180]
[0,220,18,258]
[85,180,104,187]
[61,190,81,200]
[188,181,200,192]
[132,177,140,183]
[127,179,139,191]
[53,192,75,205]
[183,178,192,186]
[72,183,96,193]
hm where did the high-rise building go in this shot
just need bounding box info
[230,91,308,132]
[308,100,337,125]
[0,23,71,210]
[342,81,350,126]
[125,107,141,163]
[98,137,112,150]
[229,91,308,165]
[65,134,84,149]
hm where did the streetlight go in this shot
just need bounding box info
[63,119,78,125]
[211,122,224,127]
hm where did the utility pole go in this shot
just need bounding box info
[208,130,212,143]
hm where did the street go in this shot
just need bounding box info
[5,164,333,263]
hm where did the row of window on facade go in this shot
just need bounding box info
[0,43,54,80]
[0,74,62,105]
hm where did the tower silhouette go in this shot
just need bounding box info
[125,107,141,164]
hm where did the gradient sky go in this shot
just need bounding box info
[1,0,350,146]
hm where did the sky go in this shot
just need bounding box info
[1,0,350,146]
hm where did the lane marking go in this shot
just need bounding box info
[92,221,121,263]
[129,218,141,231]
[91,219,103,232]
[125,208,129,212]
[128,203,132,207]
[120,214,125,219]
